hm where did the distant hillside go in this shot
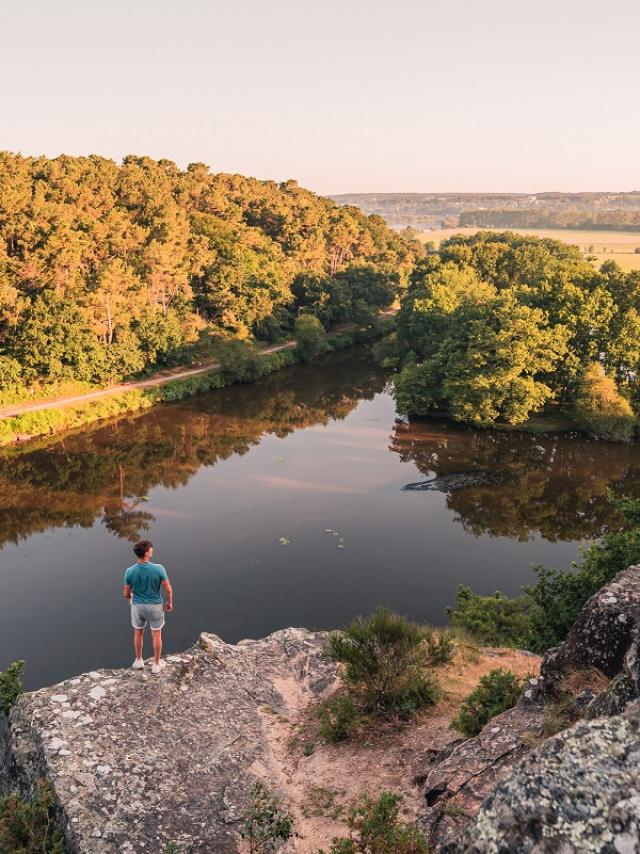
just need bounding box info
[331,192,640,231]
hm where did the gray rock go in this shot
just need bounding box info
[442,700,640,853]
[2,628,338,853]
[420,698,544,848]
[403,471,507,493]
[424,566,640,849]
[542,565,640,701]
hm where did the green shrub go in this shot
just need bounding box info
[0,780,66,853]
[0,660,24,715]
[326,607,441,715]
[452,668,525,737]
[321,791,428,854]
[241,781,294,853]
[317,695,360,742]
[446,585,531,647]
[424,630,455,666]
[573,363,635,442]
[294,314,326,361]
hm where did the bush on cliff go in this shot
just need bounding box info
[320,791,428,854]
[0,780,66,854]
[446,586,531,648]
[326,607,445,715]
[0,659,24,715]
[241,780,294,853]
[452,668,526,737]
[316,694,361,742]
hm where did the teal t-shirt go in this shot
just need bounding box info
[124,561,168,604]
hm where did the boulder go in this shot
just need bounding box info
[420,684,544,848]
[424,566,640,849]
[2,628,338,853]
[441,700,640,853]
[541,565,640,703]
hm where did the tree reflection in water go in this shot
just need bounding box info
[2,347,640,549]
[0,350,387,546]
[390,419,640,541]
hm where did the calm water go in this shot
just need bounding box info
[3,348,640,690]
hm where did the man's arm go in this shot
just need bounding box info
[162,578,173,612]
[123,584,132,603]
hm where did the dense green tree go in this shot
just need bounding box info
[572,363,635,441]
[0,152,420,394]
[391,232,640,431]
[9,291,108,383]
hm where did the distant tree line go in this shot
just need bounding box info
[0,153,422,396]
[459,209,640,231]
[377,231,640,440]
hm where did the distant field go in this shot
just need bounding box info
[419,227,640,272]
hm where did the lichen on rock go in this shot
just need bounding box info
[2,628,338,853]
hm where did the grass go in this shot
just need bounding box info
[418,227,640,272]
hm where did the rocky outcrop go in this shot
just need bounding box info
[2,628,338,853]
[423,565,640,850]
[419,679,545,847]
[542,565,640,716]
[442,700,640,853]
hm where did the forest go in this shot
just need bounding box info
[0,152,421,402]
[459,208,640,230]
[378,231,640,440]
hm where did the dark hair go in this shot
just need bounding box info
[133,539,153,558]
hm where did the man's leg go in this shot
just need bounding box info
[151,628,162,665]
[133,628,144,660]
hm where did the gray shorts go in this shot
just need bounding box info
[131,603,165,631]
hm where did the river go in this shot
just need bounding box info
[2,348,640,690]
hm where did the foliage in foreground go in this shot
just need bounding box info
[0,659,24,715]
[240,781,294,853]
[317,694,361,743]
[319,791,428,854]
[0,780,66,854]
[326,607,448,715]
[446,588,531,648]
[447,497,640,654]
[452,668,526,737]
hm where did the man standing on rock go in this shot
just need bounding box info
[123,539,173,675]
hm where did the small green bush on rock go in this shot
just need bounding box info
[0,780,66,854]
[241,781,294,853]
[317,695,360,742]
[446,585,531,647]
[320,791,428,854]
[0,660,24,715]
[452,668,525,737]
[326,607,441,716]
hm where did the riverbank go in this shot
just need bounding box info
[0,318,393,448]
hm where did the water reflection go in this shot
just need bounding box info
[390,420,640,541]
[2,350,640,551]
[0,350,388,547]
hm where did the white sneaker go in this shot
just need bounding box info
[151,660,166,675]
[132,658,144,670]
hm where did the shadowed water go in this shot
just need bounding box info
[2,348,640,690]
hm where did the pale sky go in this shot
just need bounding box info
[2,0,639,194]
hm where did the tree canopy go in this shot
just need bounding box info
[0,152,421,396]
[392,231,640,433]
